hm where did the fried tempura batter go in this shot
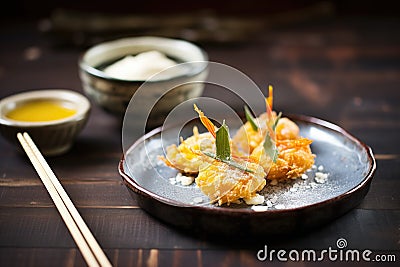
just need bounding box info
[159,87,315,205]
[233,112,315,180]
[251,137,315,180]
[196,158,266,205]
[233,112,300,153]
[159,126,214,174]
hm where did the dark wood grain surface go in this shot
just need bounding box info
[1,13,399,267]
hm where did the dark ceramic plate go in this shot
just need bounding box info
[119,115,376,239]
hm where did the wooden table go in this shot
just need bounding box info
[1,15,399,266]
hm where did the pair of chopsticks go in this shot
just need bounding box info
[17,132,112,267]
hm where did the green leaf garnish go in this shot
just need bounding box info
[203,152,254,173]
[244,105,259,131]
[215,120,231,161]
[263,112,281,163]
[263,130,278,163]
[272,112,282,131]
[204,120,254,173]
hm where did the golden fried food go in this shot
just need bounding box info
[196,158,266,205]
[251,138,315,180]
[159,87,316,206]
[275,117,300,140]
[232,112,267,154]
[158,126,214,174]
[233,112,301,153]
[232,109,314,180]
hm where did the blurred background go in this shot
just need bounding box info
[1,0,399,120]
[2,0,399,48]
[3,0,399,20]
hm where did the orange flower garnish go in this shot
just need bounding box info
[265,85,276,139]
[193,104,216,138]
[267,85,273,111]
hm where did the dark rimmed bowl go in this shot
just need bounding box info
[119,114,376,239]
[0,89,90,156]
[78,36,209,116]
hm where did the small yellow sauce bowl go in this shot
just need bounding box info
[0,89,91,156]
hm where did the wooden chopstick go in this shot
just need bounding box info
[17,132,112,267]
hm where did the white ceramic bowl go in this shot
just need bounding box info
[78,36,208,119]
[0,89,91,156]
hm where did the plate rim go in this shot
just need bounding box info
[119,114,376,215]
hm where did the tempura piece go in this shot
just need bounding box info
[275,117,300,140]
[159,126,214,174]
[232,84,314,180]
[233,112,301,154]
[242,115,315,180]
[196,157,266,206]
[232,112,268,154]
[251,138,315,180]
[193,110,267,206]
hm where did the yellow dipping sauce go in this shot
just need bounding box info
[6,100,77,122]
